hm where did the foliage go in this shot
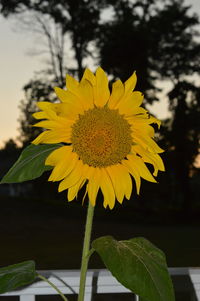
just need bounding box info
[0,261,36,294]
[1,144,61,183]
[92,236,175,301]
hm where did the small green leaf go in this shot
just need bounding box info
[0,261,37,293]
[92,236,175,301]
[1,144,61,183]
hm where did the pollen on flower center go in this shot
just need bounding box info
[71,107,133,167]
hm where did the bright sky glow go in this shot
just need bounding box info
[0,15,42,146]
[0,0,199,147]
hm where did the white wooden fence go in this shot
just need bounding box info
[1,268,200,300]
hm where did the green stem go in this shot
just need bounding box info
[78,202,95,301]
[37,274,69,301]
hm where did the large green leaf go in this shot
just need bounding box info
[0,144,61,183]
[0,261,37,294]
[92,236,175,301]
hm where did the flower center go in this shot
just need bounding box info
[71,107,133,167]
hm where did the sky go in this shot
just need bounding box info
[0,0,200,147]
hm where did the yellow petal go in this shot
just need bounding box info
[54,88,85,117]
[48,151,78,182]
[120,106,147,117]
[149,116,161,128]
[128,113,161,129]
[32,111,49,120]
[100,168,115,209]
[87,167,101,206]
[133,135,164,154]
[54,87,75,103]
[33,119,73,131]
[127,154,157,183]
[54,103,80,121]
[120,166,132,200]
[32,129,71,144]
[81,68,96,86]
[132,145,165,175]
[122,159,141,195]
[36,102,61,120]
[108,80,124,109]
[33,120,57,129]
[117,164,132,200]
[106,165,124,204]
[66,74,79,93]
[78,79,94,110]
[68,178,86,202]
[131,124,155,138]
[106,164,132,203]
[54,87,69,102]
[94,67,110,107]
[129,91,144,107]
[37,101,52,110]
[66,75,94,111]
[45,146,72,166]
[117,92,144,116]
[124,71,137,96]
[58,160,85,192]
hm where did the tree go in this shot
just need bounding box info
[150,0,200,80]
[151,0,200,209]
[0,0,105,145]
[167,81,200,209]
[18,78,57,145]
[96,0,200,208]
[0,139,20,180]
[0,0,104,79]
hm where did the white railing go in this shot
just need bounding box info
[1,268,200,301]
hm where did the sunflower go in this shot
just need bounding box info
[32,67,164,209]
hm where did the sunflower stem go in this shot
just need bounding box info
[78,202,95,301]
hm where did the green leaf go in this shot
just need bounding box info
[92,236,175,301]
[0,144,61,183]
[0,260,37,294]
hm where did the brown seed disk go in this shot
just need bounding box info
[71,106,133,167]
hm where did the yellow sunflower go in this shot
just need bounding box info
[32,67,164,209]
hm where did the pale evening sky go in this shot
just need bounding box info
[0,0,199,147]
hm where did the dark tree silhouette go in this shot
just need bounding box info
[167,82,200,209]
[18,79,57,145]
[96,0,200,208]
[151,0,200,209]
[150,0,200,80]
[0,0,103,79]
[0,0,105,146]
[0,139,20,179]
[96,0,162,103]
[0,0,106,145]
